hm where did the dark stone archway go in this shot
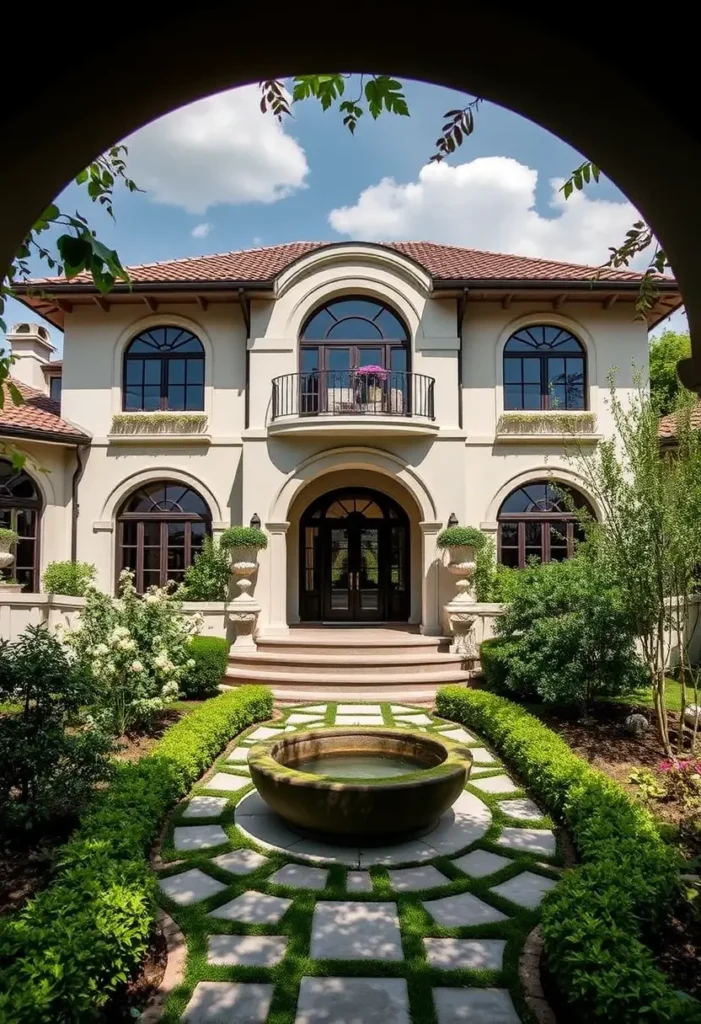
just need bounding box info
[3,9,700,383]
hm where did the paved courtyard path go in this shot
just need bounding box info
[156,702,562,1023]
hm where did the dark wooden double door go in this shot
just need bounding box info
[300,489,409,623]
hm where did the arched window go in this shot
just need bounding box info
[0,459,41,592]
[497,480,593,568]
[123,326,204,412]
[503,324,586,411]
[117,481,211,592]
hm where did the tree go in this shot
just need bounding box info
[649,329,692,414]
[568,382,701,754]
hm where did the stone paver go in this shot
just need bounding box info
[311,901,403,961]
[424,937,506,971]
[347,870,373,893]
[423,891,508,927]
[208,890,292,924]
[183,981,273,1023]
[452,849,513,878]
[497,827,557,857]
[490,870,558,909]
[335,714,385,726]
[299,704,327,714]
[173,825,228,852]
[287,713,323,724]
[205,771,250,792]
[388,865,449,891]
[498,798,544,821]
[182,796,228,819]
[469,747,498,764]
[469,766,496,776]
[296,977,410,1024]
[390,704,424,715]
[158,868,226,906]
[268,864,329,889]
[208,934,287,967]
[211,848,269,874]
[436,727,476,743]
[247,726,285,741]
[227,746,250,763]
[433,987,520,1024]
[337,704,384,715]
[395,713,433,725]
[470,773,519,794]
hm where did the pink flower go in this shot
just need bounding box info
[354,365,389,381]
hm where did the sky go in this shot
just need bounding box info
[2,78,687,356]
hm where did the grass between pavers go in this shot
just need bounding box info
[157,701,561,1023]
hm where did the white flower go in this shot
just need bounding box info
[161,681,180,700]
[94,643,109,657]
[144,594,160,605]
[186,658,196,669]
[118,638,136,651]
[130,660,144,673]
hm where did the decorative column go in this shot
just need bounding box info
[264,521,290,635]
[419,521,443,635]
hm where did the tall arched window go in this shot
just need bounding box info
[0,459,41,592]
[497,480,593,568]
[299,297,410,415]
[117,481,211,592]
[123,326,204,412]
[503,324,586,411]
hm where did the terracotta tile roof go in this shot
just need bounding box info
[28,240,662,288]
[42,359,63,370]
[0,378,89,443]
[659,403,701,440]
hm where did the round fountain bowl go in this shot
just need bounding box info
[248,728,472,844]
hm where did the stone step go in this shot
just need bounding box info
[222,664,471,701]
[220,680,457,701]
[228,650,465,678]
[256,633,452,657]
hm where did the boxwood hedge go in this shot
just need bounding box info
[0,685,272,1023]
[436,685,700,1023]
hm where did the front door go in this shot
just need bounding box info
[299,488,409,623]
[327,522,382,621]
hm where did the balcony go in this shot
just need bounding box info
[269,370,438,438]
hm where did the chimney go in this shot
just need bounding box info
[4,322,55,392]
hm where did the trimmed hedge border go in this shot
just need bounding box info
[181,635,230,698]
[436,686,701,1023]
[0,685,272,1023]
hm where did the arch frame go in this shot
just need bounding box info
[483,465,603,529]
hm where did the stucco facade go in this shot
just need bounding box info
[3,241,669,637]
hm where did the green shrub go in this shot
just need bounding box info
[0,625,113,831]
[436,686,697,1023]
[0,527,18,544]
[477,636,512,691]
[493,556,646,706]
[0,685,272,1023]
[182,537,231,601]
[181,636,229,698]
[219,526,268,550]
[42,560,97,596]
[436,525,485,549]
[472,536,520,602]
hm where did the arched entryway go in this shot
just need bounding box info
[299,488,409,623]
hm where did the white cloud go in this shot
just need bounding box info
[124,85,308,215]
[328,156,642,268]
[191,222,212,239]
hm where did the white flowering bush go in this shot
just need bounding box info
[65,570,202,736]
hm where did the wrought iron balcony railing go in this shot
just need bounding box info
[271,370,435,421]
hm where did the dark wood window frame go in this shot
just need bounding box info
[497,481,593,569]
[117,482,211,593]
[0,460,41,593]
[123,325,205,412]
[503,324,587,411]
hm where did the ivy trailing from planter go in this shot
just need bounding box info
[435,686,698,1023]
[0,685,272,1023]
[436,525,486,550]
[219,526,268,551]
[497,411,596,434]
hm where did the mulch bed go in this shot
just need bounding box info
[533,699,701,1001]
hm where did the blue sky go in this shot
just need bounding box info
[2,78,685,355]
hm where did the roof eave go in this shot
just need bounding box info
[0,424,90,446]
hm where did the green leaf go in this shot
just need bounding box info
[74,168,89,185]
[8,383,24,407]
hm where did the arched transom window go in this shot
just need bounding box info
[503,324,586,411]
[117,481,211,592]
[300,297,409,378]
[123,326,204,412]
[497,480,593,568]
[0,459,41,592]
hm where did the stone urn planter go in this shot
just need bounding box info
[221,526,268,648]
[0,528,18,571]
[684,704,701,729]
[437,526,485,603]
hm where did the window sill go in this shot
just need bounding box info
[106,432,212,446]
[494,430,602,445]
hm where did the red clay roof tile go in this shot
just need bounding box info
[0,378,89,442]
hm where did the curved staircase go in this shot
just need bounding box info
[223,627,472,702]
